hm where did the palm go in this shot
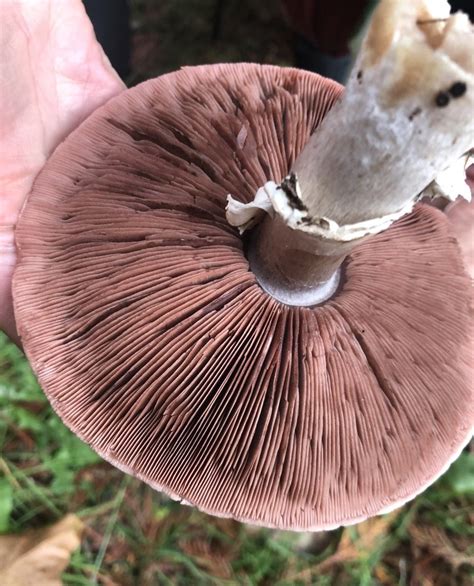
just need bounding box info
[0,0,124,341]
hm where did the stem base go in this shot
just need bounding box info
[250,259,341,307]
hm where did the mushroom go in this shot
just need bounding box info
[13,0,473,530]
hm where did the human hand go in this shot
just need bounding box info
[0,0,125,344]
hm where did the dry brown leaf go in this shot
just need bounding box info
[317,511,399,572]
[0,514,83,586]
[409,524,474,570]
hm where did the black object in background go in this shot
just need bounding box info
[83,0,131,80]
[449,0,474,19]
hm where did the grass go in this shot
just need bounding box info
[1,331,473,585]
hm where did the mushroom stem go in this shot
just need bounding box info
[228,0,474,302]
[294,0,474,226]
[248,215,349,306]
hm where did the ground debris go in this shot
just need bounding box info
[0,514,83,586]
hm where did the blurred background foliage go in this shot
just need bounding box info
[1,0,473,584]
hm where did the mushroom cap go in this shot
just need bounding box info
[13,64,473,530]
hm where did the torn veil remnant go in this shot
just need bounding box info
[13,0,473,531]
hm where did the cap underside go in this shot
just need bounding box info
[13,64,473,530]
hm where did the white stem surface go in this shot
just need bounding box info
[294,0,474,227]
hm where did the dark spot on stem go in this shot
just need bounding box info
[435,91,450,107]
[408,107,422,121]
[448,81,467,98]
